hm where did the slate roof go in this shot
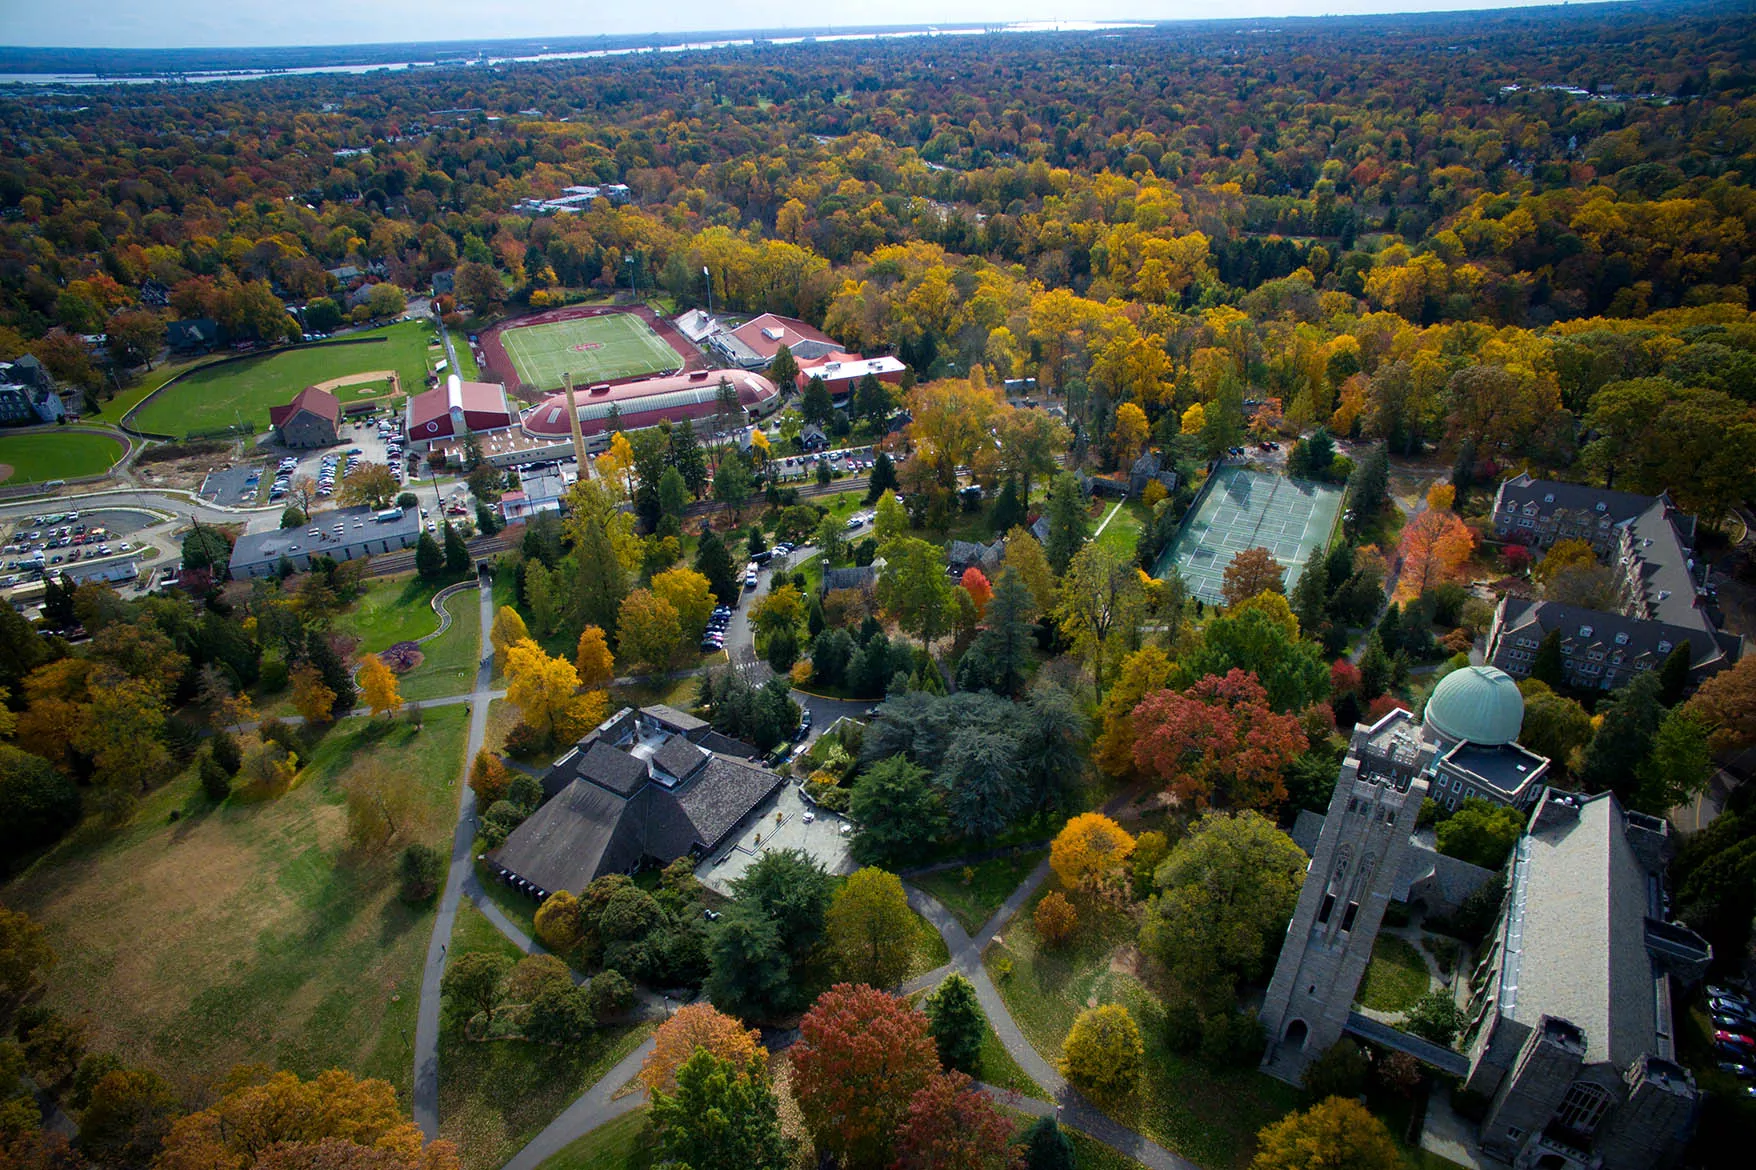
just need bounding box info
[645,704,708,735]
[1493,596,1735,674]
[671,756,784,852]
[821,565,877,594]
[1499,791,1659,1068]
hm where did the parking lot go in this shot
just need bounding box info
[768,444,878,482]
[2,507,155,579]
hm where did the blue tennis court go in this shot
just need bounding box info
[1155,466,1344,605]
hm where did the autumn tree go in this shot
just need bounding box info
[290,663,337,724]
[639,1002,765,1094]
[649,1049,793,1170]
[73,677,173,805]
[1054,541,1149,695]
[490,605,531,659]
[1688,654,1756,753]
[1181,603,1329,713]
[339,462,400,510]
[1095,645,1175,782]
[468,749,510,804]
[1396,508,1474,601]
[960,567,993,617]
[1034,890,1078,947]
[792,984,941,1170]
[1132,670,1307,810]
[1249,1097,1400,1170]
[1050,813,1136,891]
[877,537,955,649]
[574,625,616,690]
[360,654,402,718]
[1001,527,1058,618]
[155,1067,460,1170]
[651,567,715,643]
[533,890,583,953]
[504,638,603,745]
[617,589,683,673]
[1061,1004,1143,1097]
[825,867,916,990]
[343,760,418,850]
[892,1070,1023,1170]
[1110,402,1149,465]
[1222,547,1286,607]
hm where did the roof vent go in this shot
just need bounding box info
[1544,493,1555,503]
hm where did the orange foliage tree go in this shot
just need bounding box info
[1131,669,1307,811]
[960,567,993,618]
[1049,813,1136,890]
[638,1002,765,1095]
[1396,508,1475,600]
[1034,890,1078,947]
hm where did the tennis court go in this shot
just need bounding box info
[499,310,681,392]
[1156,466,1344,605]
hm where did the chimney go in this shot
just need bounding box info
[562,373,588,469]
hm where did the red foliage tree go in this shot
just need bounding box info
[1130,669,1307,811]
[1329,659,1361,696]
[791,983,941,1170]
[892,1071,1023,1170]
[1366,694,1411,723]
[960,567,993,618]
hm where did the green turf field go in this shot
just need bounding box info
[0,430,125,483]
[132,321,434,438]
[500,312,681,393]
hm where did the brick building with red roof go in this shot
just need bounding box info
[269,387,341,448]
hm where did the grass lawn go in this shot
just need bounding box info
[907,908,952,979]
[1357,934,1432,1013]
[1065,1128,1152,1170]
[2,707,470,1098]
[472,855,540,942]
[0,430,124,483]
[912,850,1047,936]
[99,358,211,423]
[1093,500,1149,561]
[979,1021,1049,1101]
[336,572,455,653]
[534,1109,651,1170]
[134,321,435,437]
[986,880,1301,1169]
[398,589,483,701]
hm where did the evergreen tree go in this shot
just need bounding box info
[1346,444,1390,534]
[925,973,985,1075]
[991,477,1026,534]
[801,376,834,426]
[1290,558,1328,637]
[669,418,709,498]
[1658,642,1694,706]
[1578,671,1664,801]
[442,521,469,573]
[854,372,891,431]
[1358,633,1391,698]
[631,429,669,531]
[41,575,76,627]
[695,530,740,603]
[475,502,502,535]
[1287,428,1336,480]
[968,570,1036,696]
[1451,439,1477,507]
[865,451,898,503]
[1043,473,1088,575]
[572,514,629,637]
[767,344,799,390]
[658,466,690,528]
[305,629,357,714]
[414,531,444,579]
[1022,1117,1075,1170]
[1530,629,1565,689]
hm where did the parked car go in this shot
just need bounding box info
[1719,1061,1756,1079]
[1715,1031,1755,1050]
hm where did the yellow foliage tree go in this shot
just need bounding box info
[1180,403,1207,435]
[504,638,584,742]
[1425,482,1456,512]
[617,589,683,674]
[1095,645,1174,780]
[1111,402,1150,463]
[1050,813,1137,890]
[289,663,337,724]
[650,567,715,643]
[1248,1097,1400,1170]
[533,890,583,952]
[638,1003,764,1095]
[1061,1004,1143,1097]
[469,748,510,804]
[574,625,615,690]
[359,654,402,718]
[490,605,532,660]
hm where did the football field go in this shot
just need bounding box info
[1155,466,1344,605]
[500,312,681,393]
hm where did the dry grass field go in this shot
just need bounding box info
[3,708,470,1098]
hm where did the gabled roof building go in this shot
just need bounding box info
[269,387,341,449]
[486,706,779,898]
[406,374,517,446]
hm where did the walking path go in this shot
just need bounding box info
[412,573,496,1140]
[1091,498,1125,540]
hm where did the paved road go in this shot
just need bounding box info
[412,574,495,1140]
[498,1035,658,1170]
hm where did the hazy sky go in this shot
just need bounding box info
[0,1,1613,50]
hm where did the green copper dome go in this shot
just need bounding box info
[1423,666,1524,746]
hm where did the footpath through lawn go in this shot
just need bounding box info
[3,707,471,1099]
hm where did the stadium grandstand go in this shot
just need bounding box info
[406,374,517,448]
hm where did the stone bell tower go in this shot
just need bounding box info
[1259,707,1432,1085]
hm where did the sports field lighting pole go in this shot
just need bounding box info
[702,265,712,316]
[625,254,636,302]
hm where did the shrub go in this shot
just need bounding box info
[533,889,583,952]
[1034,891,1078,947]
[503,721,549,759]
[586,969,635,1021]
[398,844,444,904]
[197,751,231,802]
[208,729,242,775]
[1302,1039,1369,1100]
